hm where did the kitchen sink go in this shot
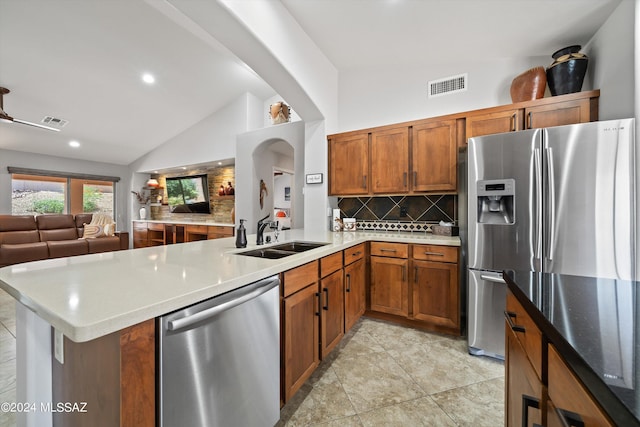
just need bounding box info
[236,241,328,259]
[269,241,328,252]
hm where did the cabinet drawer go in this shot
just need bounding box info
[208,226,234,237]
[344,243,365,265]
[283,260,319,297]
[548,345,614,427]
[506,290,542,379]
[370,242,408,258]
[147,222,164,231]
[186,225,208,234]
[412,244,458,263]
[133,221,147,230]
[320,252,343,278]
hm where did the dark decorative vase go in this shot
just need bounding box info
[546,45,589,96]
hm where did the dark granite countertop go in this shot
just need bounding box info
[504,271,640,427]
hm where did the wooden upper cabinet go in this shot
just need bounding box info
[412,120,457,192]
[329,132,369,195]
[466,109,522,139]
[371,127,409,194]
[524,97,593,129]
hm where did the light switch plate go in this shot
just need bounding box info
[54,328,64,364]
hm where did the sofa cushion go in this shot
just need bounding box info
[75,213,93,236]
[87,237,121,254]
[0,215,41,246]
[36,215,79,241]
[0,242,49,266]
[0,215,38,232]
[47,239,89,259]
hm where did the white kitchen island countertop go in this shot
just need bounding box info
[0,229,459,342]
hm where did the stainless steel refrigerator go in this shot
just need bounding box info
[467,118,636,359]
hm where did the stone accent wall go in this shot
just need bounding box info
[147,165,235,224]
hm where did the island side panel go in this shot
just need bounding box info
[120,319,155,427]
[52,329,120,427]
[51,319,155,427]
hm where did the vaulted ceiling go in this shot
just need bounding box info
[0,0,621,165]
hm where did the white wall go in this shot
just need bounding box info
[0,148,131,228]
[130,93,263,173]
[337,56,549,132]
[236,121,305,234]
[583,0,635,121]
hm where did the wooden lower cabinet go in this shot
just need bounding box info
[370,255,409,317]
[547,345,614,427]
[282,283,319,402]
[132,221,233,248]
[505,319,542,427]
[344,257,365,332]
[320,268,344,359]
[412,260,458,329]
[367,243,461,335]
[506,288,615,427]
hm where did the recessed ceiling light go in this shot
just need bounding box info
[218,162,222,165]
[69,140,80,148]
[142,73,155,84]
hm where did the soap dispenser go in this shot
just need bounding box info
[235,219,247,248]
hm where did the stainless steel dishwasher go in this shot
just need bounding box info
[158,275,280,427]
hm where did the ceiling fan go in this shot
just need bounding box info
[0,87,60,132]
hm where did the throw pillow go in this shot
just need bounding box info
[83,224,108,239]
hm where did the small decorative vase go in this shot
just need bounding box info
[546,45,589,96]
[510,66,547,103]
[139,206,147,220]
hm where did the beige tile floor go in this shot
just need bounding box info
[278,317,505,427]
[0,288,504,427]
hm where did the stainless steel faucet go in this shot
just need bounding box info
[256,214,278,245]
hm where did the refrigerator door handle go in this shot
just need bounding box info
[533,147,543,263]
[546,146,556,261]
[480,273,506,284]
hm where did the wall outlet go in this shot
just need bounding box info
[400,206,408,217]
[54,328,64,364]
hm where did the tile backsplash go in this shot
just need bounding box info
[338,195,457,231]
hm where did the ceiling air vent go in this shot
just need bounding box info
[428,73,468,98]
[41,116,68,129]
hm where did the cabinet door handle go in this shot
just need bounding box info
[527,111,533,129]
[315,292,321,316]
[402,266,406,282]
[521,395,540,427]
[414,266,418,283]
[413,171,417,186]
[403,172,408,188]
[323,288,329,311]
[504,311,526,333]
[346,274,351,292]
[362,175,367,189]
[380,248,397,253]
[352,251,362,257]
[511,113,517,131]
[424,251,444,256]
[556,408,585,427]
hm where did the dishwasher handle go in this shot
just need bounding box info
[167,276,279,332]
